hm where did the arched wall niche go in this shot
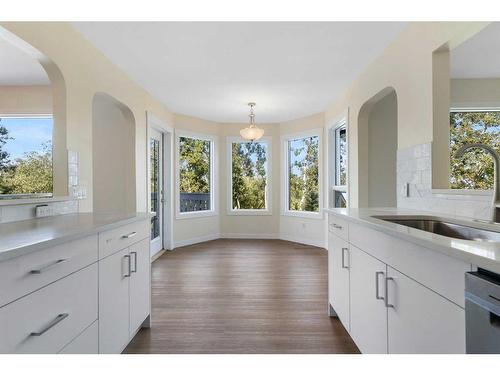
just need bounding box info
[357,87,398,207]
[0,26,68,196]
[92,92,136,214]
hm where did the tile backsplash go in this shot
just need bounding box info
[397,142,492,220]
[0,199,79,224]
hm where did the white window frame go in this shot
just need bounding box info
[227,136,272,216]
[281,128,323,220]
[175,130,218,219]
[327,112,349,208]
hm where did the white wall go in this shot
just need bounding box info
[367,90,397,207]
[0,85,52,115]
[92,93,136,214]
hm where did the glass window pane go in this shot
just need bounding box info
[231,141,268,210]
[179,136,211,212]
[150,138,160,240]
[0,116,53,198]
[450,111,500,190]
[287,135,319,212]
[335,127,347,186]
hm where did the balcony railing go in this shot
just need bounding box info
[180,192,210,212]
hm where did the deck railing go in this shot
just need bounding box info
[180,192,210,212]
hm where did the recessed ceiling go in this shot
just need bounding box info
[72,22,407,123]
[451,22,500,79]
[0,37,49,86]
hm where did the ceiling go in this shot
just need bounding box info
[0,37,49,86]
[72,22,407,123]
[451,22,500,79]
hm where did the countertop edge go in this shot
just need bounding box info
[325,208,500,273]
[0,213,152,262]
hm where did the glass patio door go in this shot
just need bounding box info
[150,128,163,254]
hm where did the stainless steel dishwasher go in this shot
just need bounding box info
[465,269,500,353]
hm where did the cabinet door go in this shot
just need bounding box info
[129,238,151,334]
[386,266,466,353]
[328,232,350,331]
[99,248,130,354]
[350,246,387,353]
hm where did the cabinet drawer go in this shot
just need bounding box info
[99,220,149,259]
[0,235,98,307]
[328,214,349,241]
[0,264,98,354]
[59,320,98,354]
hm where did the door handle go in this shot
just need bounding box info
[341,247,349,269]
[375,271,385,300]
[385,276,395,308]
[124,255,131,277]
[131,251,138,273]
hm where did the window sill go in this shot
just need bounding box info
[282,210,324,220]
[227,209,272,216]
[0,196,73,207]
[175,210,218,220]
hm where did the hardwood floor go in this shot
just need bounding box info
[124,239,359,354]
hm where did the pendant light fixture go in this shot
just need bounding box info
[240,102,264,141]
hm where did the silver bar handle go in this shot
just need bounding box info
[30,259,68,274]
[375,271,385,300]
[341,247,349,269]
[131,251,138,273]
[124,255,131,277]
[30,313,69,336]
[331,224,343,229]
[385,277,395,308]
[121,231,137,239]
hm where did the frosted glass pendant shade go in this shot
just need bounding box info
[240,125,264,141]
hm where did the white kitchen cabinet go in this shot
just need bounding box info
[99,248,131,354]
[59,321,98,354]
[386,266,466,354]
[350,245,388,353]
[129,238,151,334]
[328,232,350,331]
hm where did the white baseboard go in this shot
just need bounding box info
[279,234,326,249]
[173,232,325,249]
[173,233,220,248]
[220,233,279,239]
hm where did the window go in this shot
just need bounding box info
[0,115,53,199]
[282,130,322,217]
[329,119,348,208]
[176,131,216,217]
[228,137,271,214]
[450,109,500,190]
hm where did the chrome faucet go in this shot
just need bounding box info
[455,143,500,223]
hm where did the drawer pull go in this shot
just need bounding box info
[131,251,138,273]
[124,255,131,277]
[30,313,69,336]
[121,232,137,239]
[30,259,68,275]
[331,224,343,230]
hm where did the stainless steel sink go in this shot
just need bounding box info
[372,215,500,243]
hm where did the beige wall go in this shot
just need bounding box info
[1,22,175,213]
[325,22,488,207]
[451,78,500,108]
[0,86,52,115]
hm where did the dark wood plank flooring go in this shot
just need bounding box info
[124,239,359,354]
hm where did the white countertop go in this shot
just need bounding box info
[326,207,500,274]
[0,212,151,262]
